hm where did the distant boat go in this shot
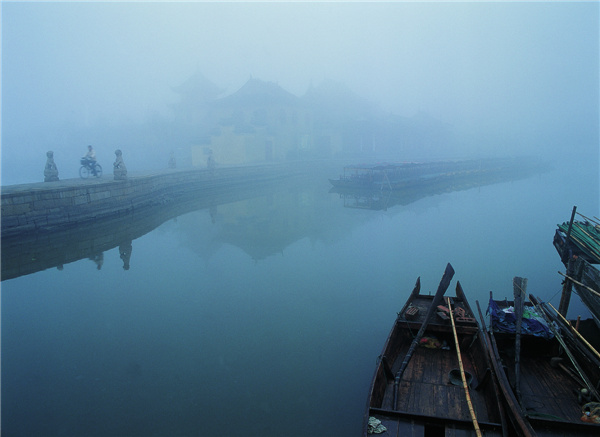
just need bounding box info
[364,263,506,436]
[329,161,453,191]
[330,158,533,191]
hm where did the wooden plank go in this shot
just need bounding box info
[396,419,424,437]
[377,415,400,437]
[421,348,440,384]
[381,381,395,410]
[417,382,436,416]
[395,380,411,412]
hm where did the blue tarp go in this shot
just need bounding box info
[488,298,554,339]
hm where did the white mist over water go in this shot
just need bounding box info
[1,164,597,436]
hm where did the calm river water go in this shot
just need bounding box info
[2,160,598,436]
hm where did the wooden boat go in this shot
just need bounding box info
[484,277,600,436]
[364,263,506,436]
[328,163,416,190]
[553,207,600,328]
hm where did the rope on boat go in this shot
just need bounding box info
[447,297,482,437]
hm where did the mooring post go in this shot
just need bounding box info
[558,206,578,316]
[558,257,575,316]
[564,206,577,257]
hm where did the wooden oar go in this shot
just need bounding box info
[392,262,455,409]
[477,296,535,437]
[474,300,508,437]
[448,297,482,437]
[513,276,528,408]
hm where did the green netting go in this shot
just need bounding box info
[558,221,600,263]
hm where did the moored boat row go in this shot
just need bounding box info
[364,264,600,436]
[330,157,542,192]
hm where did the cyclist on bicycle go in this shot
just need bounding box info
[82,145,97,176]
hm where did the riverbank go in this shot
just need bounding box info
[0,163,330,239]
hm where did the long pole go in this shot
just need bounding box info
[392,263,455,409]
[564,205,577,256]
[530,296,600,401]
[558,271,600,298]
[547,302,600,361]
[478,296,536,437]
[447,297,482,437]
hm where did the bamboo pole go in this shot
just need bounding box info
[573,223,600,260]
[530,296,600,401]
[576,212,600,227]
[567,231,600,263]
[547,302,600,361]
[577,212,600,225]
[558,271,600,298]
[447,297,482,437]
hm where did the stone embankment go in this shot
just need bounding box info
[1,164,309,238]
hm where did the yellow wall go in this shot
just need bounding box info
[203,105,317,166]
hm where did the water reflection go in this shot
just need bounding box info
[1,164,544,281]
[1,177,305,280]
[119,241,133,270]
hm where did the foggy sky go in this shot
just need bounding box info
[1,1,598,184]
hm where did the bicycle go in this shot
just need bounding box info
[79,158,103,179]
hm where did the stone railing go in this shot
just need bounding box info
[1,164,309,238]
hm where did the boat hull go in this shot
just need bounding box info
[364,268,505,436]
[488,295,600,436]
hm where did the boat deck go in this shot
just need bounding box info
[393,346,482,419]
[519,354,583,422]
[489,326,600,436]
[372,337,502,437]
[494,333,600,435]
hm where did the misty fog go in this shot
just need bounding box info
[1,2,598,187]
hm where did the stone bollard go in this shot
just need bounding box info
[44,151,59,182]
[113,149,127,180]
[168,151,176,169]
